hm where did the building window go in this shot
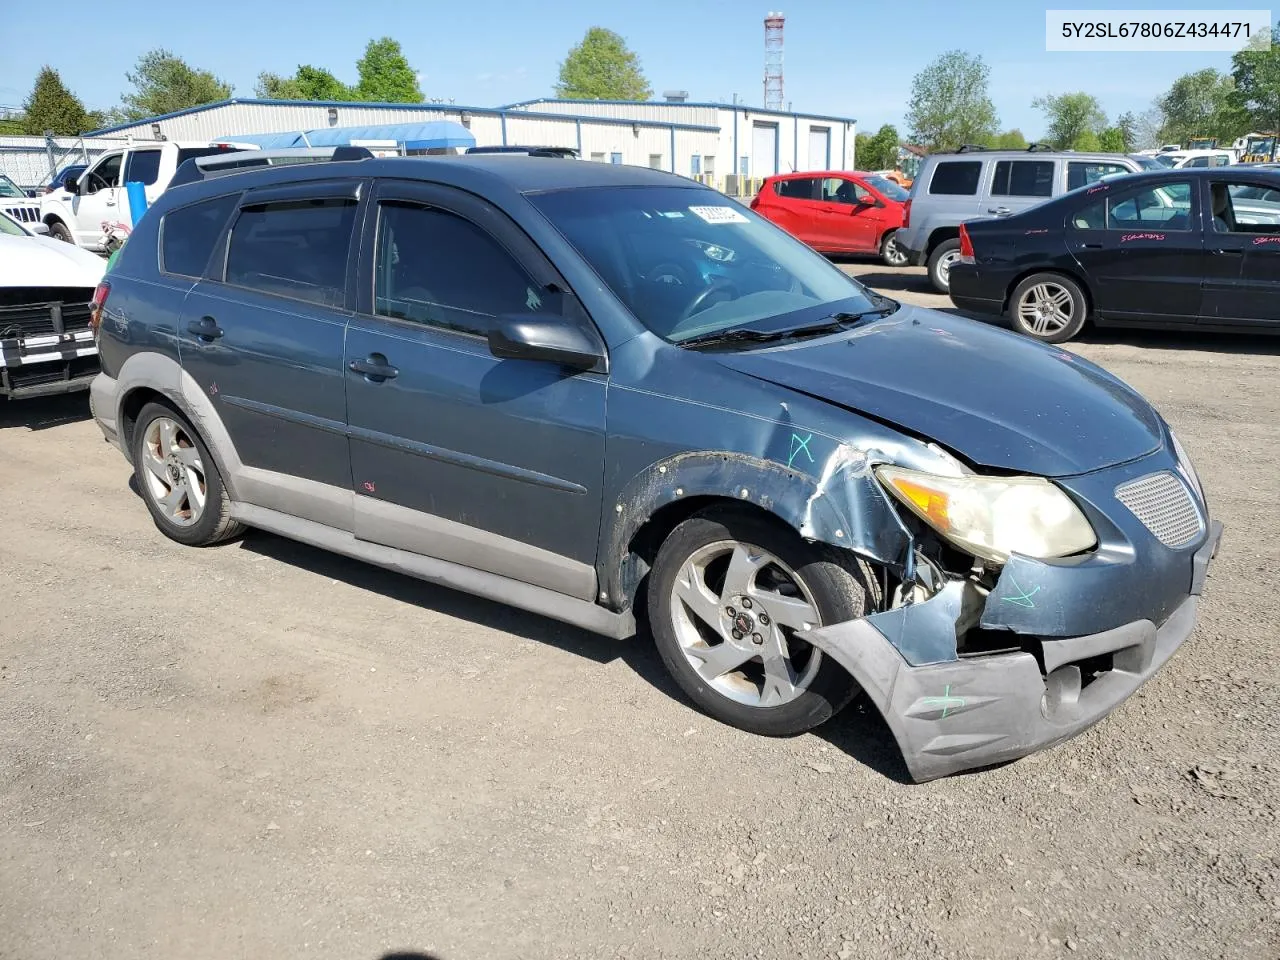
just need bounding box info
[739,156,749,176]
[590,152,605,162]
[610,152,622,165]
[691,155,702,176]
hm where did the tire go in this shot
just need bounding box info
[1008,272,1088,344]
[926,238,961,293]
[131,401,244,547]
[646,506,881,737]
[880,230,909,267]
[47,220,73,244]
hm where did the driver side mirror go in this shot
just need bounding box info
[63,176,79,194]
[488,314,606,371]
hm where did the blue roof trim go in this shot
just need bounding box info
[87,97,723,137]
[503,97,857,125]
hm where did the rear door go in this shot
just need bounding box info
[984,158,1056,218]
[176,179,364,528]
[121,147,163,222]
[757,176,823,245]
[1199,175,1280,326]
[1068,177,1204,324]
[343,179,607,599]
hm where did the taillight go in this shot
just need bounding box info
[958,223,975,264]
[88,280,111,340]
[902,198,911,228]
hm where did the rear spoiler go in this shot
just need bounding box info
[168,146,375,189]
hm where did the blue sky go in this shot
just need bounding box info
[1,0,1242,137]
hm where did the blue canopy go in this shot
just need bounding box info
[223,120,475,151]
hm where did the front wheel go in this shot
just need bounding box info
[647,507,880,737]
[880,230,909,267]
[47,220,73,244]
[926,238,961,293]
[1008,272,1088,343]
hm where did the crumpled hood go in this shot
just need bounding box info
[0,234,106,288]
[715,306,1164,477]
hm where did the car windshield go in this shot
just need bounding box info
[0,210,28,236]
[1152,154,1179,167]
[1131,156,1162,170]
[529,185,878,344]
[0,175,26,198]
[864,175,909,201]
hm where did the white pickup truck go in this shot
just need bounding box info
[40,140,257,251]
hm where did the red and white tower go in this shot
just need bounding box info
[764,12,784,111]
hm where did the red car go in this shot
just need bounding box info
[751,170,910,266]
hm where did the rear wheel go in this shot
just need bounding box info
[1008,272,1088,344]
[47,220,73,244]
[880,230,909,267]
[131,401,243,547]
[647,507,880,737]
[927,238,961,293]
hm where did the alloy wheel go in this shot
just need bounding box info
[140,417,207,527]
[1017,281,1076,337]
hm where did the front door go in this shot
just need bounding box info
[1068,177,1204,325]
[344,180,607,600]
[814,176,881,253]
[177,179,364,529]
[71,151,123,246]
[1199,176,1280,326]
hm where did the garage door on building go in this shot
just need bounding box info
[752,121,778,178]
[808,127,830,171]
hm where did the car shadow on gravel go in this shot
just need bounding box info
[0,392,91,430]
[230,532,920,783]
[1073,327,1280,354]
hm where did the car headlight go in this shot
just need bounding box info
[875,465,1097,564]
[1169,431,1204,504]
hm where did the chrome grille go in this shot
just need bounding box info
[2,202,40,224]
[1115,472,1203,547]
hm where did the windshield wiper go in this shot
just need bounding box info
[678,306,896,350]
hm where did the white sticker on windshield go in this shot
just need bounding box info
[688,205,749,224]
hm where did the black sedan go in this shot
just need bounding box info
[949,167,1280,343]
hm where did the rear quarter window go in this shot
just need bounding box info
[774,178,817,200]
[928,161,982,196]
[224,197,358,307]
[160,194,239,278]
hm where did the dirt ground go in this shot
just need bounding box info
[2,263,1277,960]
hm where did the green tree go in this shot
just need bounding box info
[1074,129,1101,152]
[904,50,998,150]
[987,128,1028,149]
[118,49,232,121]
[855,123,899,169]
[256,65,352,101]
[20,67,92,135]
[1232,23,1280,148]
[1115,111,1138,150]
[1032,92,1107,149]
[354,37,423,103]
[1157,68,1246,145]
[1097,127,1126,152]
[555,27,652,100]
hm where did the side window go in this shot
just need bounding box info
[86,153,122,192]
[928,161,982,196]
[1210,155,1231,167]
[1185,156,1209,168]
[819,177,866,204]
[374,201,546,338]
[161,194,238,278]
[774,177,816,200]
[123,149,163,186]
[991,160,1054,198]
[1067,161,1130,192]
[224,197,358,307]
[1107,182,1193,230]
[1071,199,1106,230]
[1222,182,1280,231]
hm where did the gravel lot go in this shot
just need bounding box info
[2,262,1277,960]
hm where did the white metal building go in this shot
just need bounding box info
[72,96,856,196]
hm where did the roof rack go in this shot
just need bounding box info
[168,146,375,189]
[953,144,990,153]
[1026,143,1055,152]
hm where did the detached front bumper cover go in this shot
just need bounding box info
[807,520,1223,783]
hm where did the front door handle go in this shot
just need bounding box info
[1080,243,1104,250]
[187,316,223,340]
[1211,248,1243,256]
[349,354,399,382]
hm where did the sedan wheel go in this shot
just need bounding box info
[1009,272,1088,344]
[881,231,909,267]
[647,508,877,736]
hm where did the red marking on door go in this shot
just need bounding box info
[362,481,376,493]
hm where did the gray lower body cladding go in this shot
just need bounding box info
[807,521,1223,782]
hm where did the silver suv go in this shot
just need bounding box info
[895,146,1144,292]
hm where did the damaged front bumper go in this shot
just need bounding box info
[807,519,1222,783]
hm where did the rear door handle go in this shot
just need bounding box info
[1211,248,1243,256]
[187,316,223,340]
[1080,243,1104,250]
[988,207,1011,216]
[349,354,399,382]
